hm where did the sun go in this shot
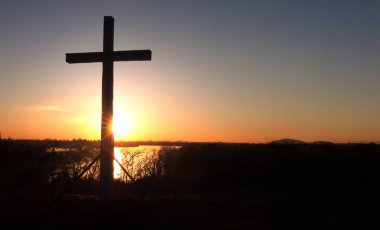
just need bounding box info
[112,110,133,140]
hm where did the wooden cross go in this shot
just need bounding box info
[66,16,151,201]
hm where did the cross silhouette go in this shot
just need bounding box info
[66,16,151,201]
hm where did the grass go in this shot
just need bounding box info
[0,139,379,228]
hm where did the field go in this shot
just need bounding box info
[0,139,379,228]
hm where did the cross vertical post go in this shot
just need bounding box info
[100,16,114,201]
[66,16,152,201]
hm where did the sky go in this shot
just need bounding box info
[0,0,379,143]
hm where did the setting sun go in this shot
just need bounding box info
[112,110,133,140]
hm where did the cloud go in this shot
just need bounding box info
[22,105,67,112]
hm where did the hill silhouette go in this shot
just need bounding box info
[268,138,307,144]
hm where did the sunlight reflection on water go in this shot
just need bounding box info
[114,148,123,179]
[113,146,180,181]
[50,145,180,182]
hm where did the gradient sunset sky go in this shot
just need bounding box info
[0,0,379,143]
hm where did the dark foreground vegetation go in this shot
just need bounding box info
[0,139,379,229]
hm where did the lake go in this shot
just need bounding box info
[48,145,180,182]
[114,145,171,180]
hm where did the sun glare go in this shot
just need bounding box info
[112,110,133,140]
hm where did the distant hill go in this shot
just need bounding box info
[269,138,307,145]
[269,139,338,145]
[311,141,334,145]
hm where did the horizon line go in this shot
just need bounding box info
[2,138,379,145]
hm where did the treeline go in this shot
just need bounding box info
[0,139,200,149]
[0,140,379,200]
[145,143,380,197]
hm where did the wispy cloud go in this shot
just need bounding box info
[21,105,67,112]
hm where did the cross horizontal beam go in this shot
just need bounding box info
[66,50,152,63]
